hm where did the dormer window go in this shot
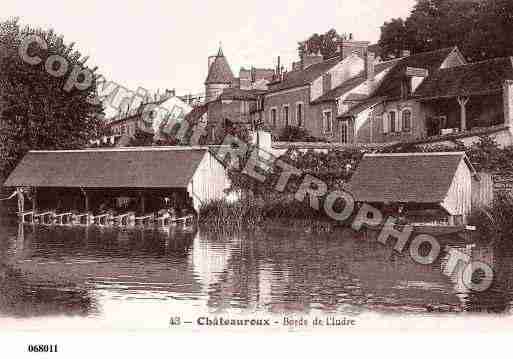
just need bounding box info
[404,67,429,98]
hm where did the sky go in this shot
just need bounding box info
[3,0,416,95]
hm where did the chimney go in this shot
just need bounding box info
[338,39,370,59]
[301,50,323,69]
[366,52,375,80]
[165,88,175,97]
[239,68,251,89]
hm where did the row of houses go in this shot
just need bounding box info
[199,37,513,148]
[5,35,506,228]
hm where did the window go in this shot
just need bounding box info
[323,110,333,134]
[388,111,396,133]
[296,102,304,127]
[270,108,277,127]
[389,111,397,133]
[340,121,349,143]
[283,105,290,127]
[382,113,389,134]
[402,109,412,131]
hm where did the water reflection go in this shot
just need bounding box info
[0,219,511,324]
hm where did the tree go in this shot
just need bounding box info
[299,29,345,59]
[378,0,504,61]
[378,18,408,60]
[127,128,154,147]
[0,18,104,178]
[466,0,513,61]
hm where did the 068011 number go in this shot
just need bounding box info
[27,344,58,353]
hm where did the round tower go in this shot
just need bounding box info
[205,46,234,103]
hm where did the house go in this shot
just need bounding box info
[349,152,492,226]
[107,91,193,144]
[4,147,231,213]
[338,47,513,148]
[261,38,394,142]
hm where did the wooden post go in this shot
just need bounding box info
[457,97,469,132]
[140,191,146,214]
[81,188,89,212]
[30,188,37,224]
[16,187,24,221]
[32,188,37,213]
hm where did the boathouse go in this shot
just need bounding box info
[3,147,231,217]
[349,152,493,226]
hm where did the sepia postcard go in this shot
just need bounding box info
[1,0,513,356]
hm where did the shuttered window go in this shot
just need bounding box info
[389,111,397,133]
[296,103,303,127]
[383,113,389,134]
[270,108,277,127]
[323,110,333,134]
[283,105,290,127]
[402,109,412,131]
[340,121,349,143]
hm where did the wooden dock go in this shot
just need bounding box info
[20,210,195,228]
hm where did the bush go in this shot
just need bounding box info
[199,192,356,228]
[277,126,326,142]
[469,193,513,241]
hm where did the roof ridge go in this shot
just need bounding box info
[313,60,398,100]
[377,57,404,65]
[30,147,212,153]
[365,152,466,157]
[451,56,512,68]
[410,47,456,57]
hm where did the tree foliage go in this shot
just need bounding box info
[276,126,326,142]
[378,0,513,61]
[0,18,104,178]
[298,29,347,59]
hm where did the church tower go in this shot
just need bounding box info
[205,46,234,103]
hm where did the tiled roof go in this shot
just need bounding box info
[400,124,510,147]
[184,104,208,123]
[374,47,456,98]
[414,57,513,99]
[311,60,400,104]
[345,93,369,101]
[4,148,209,188]
[218,88,267,101]
[205,52,235,84]
[311,75,367,105]
[337,96,387,118]
[349,152,469,204]
[267,56,342,92]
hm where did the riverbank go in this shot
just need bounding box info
[198,198,353,231]
[198,198,501,243]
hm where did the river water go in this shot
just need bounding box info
[0,207,512,329]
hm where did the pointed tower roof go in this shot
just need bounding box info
[205,46,234,85]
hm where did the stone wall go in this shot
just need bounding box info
[492,172,513,195]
